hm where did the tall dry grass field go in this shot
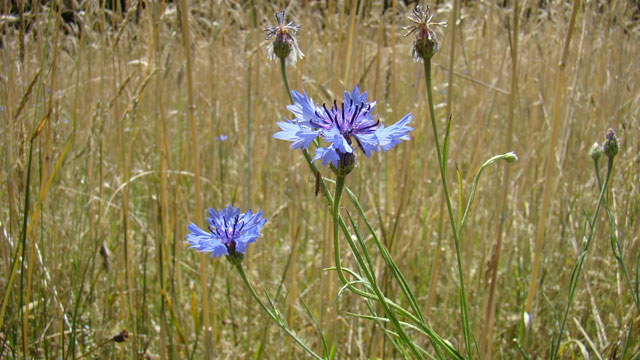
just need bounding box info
[1,0,638,358]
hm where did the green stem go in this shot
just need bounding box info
[19,140,34,358]
[550,156,614,359]
[459,153,517,234]
[595,159,640,315]
[593,159,602,191]
[234,262,324,360]
[280,58,294,104]
[332,175,424,359]
[342,186,427,325]
[424,57,472,358]
[333,175,348,286]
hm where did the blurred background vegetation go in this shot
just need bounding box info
[0,0,638,358]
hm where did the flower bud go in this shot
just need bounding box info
[603,128,619,159]
[227,248,244,266]
[331,152,356,177]
[504,152,518,163]
[589,142,602,161]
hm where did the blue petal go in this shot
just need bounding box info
[344,85,366,105]
[312,147,341,167]
[321,125,352,154]
[185,223,228,258]
[235,234,258,254]
[273,120,318,149]
[286,90,319,126]
[344,85,376,112]
[375,113,414,151]
[354,133,379,157]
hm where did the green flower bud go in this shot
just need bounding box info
[589,142,602,161]
[227,245,244,266]
[504,152,518,163]
[331,152,356,177]
[603,129,619,159]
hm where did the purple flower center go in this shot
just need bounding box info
[311,100,379,148]
[209,215,245,249]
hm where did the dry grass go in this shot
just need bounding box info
[1,0,639,358]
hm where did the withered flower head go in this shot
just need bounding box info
[403,5,447,62]
[265,10,304,66]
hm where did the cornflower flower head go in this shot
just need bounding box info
[265,10,304,66]
[403,4,447,61]
[186,205,266,264]
[274,85,413,172]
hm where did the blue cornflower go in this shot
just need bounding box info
[186,205,266,262]
[274,85,413,168]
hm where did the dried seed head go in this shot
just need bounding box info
[265,10,304,66]
[403,5,447,62]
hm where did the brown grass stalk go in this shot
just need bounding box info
[481,0,519,357]
[179,0,214,357]
[524,0,581,331]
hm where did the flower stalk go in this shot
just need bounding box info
[550,153,615,359]
[423,56,473,358]
[232,262,324,360]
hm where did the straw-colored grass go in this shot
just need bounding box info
[1,0,638,358]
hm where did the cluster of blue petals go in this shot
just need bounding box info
[186,205,266,258]
[274,85,414,167]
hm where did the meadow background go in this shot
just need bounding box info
[1,0,639,358]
